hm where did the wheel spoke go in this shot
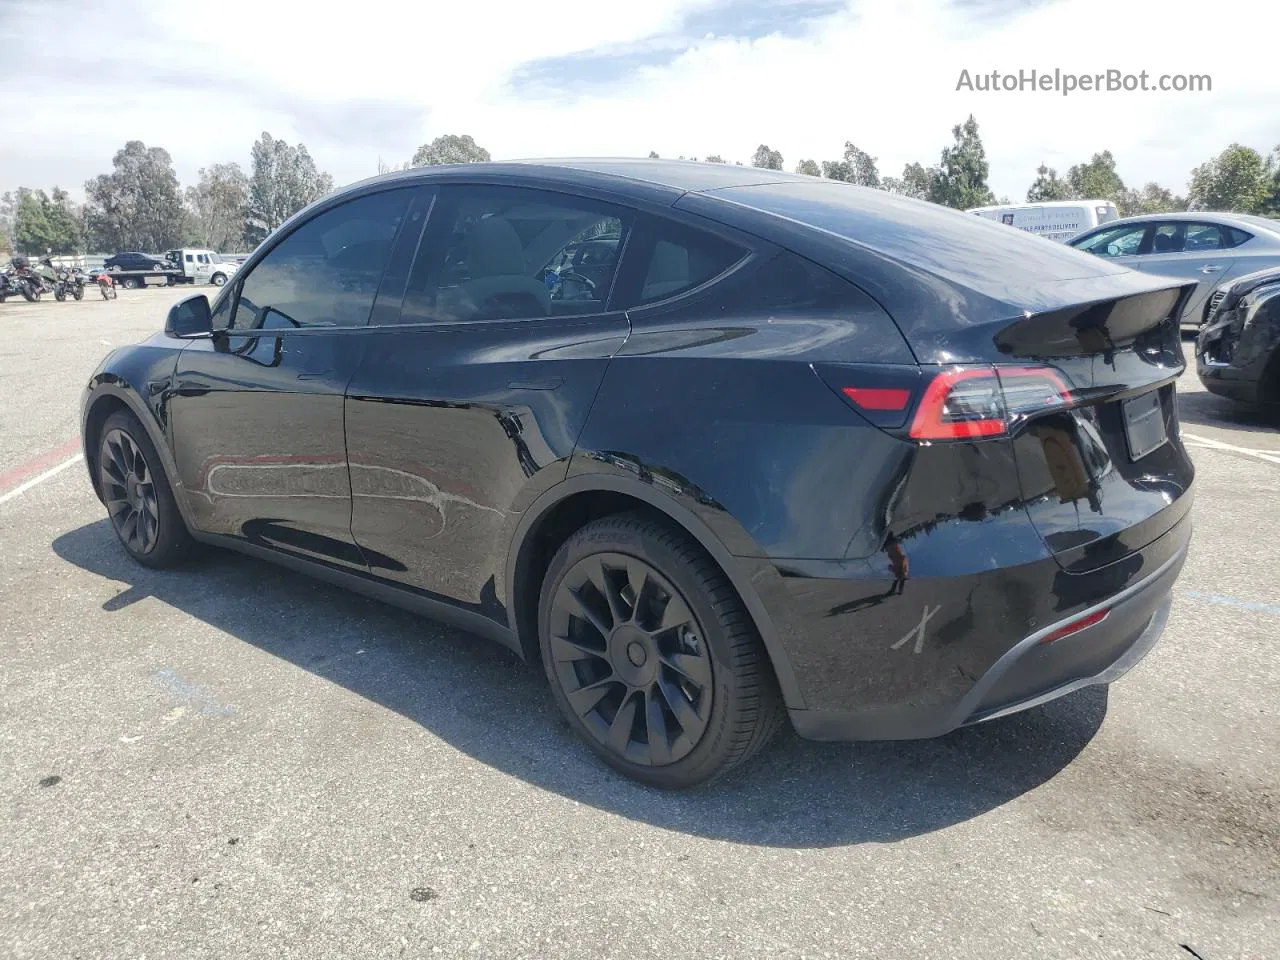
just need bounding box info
[607,692,638,753]
[644,686,672,765]
[590,560,629,628]
[105,496,132,520]
[565,676,616,717]
[565,585,611,641]
[659,674,702,734]
[121,510,141,550]
[662,651,712,690]
[549,632,606,664]
[654,593,695,635]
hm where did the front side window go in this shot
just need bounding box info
[227,188,412,330]
[1073,223,1147,258]
[397,185,629,325]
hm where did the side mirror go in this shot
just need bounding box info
[165,294,212,338]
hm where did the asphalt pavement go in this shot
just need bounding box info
[1,290,1277,959]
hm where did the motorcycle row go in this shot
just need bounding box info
[0,255,117,304]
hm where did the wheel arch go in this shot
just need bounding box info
[506,473,806,710]
[82,382,197,531]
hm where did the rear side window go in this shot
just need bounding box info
[228,188,412,330]
[396,185,629,325]
[620,218,746,308]
[1227,227,1252,247]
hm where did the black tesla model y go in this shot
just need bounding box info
[82,160,1195,787]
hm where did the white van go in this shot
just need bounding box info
[967,200,1119,243]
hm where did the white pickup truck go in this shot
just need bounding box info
[164,248,240,287]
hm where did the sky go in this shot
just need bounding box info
[0,0,1276,203]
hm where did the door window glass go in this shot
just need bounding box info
[398,186,629,325]
[1183,222,1229,251]
[1073,223,1147,258]
[633,221,746,305]
[227,188,412,330]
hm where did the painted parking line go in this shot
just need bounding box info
[0,438,84,505]
[1179,590,1280,617]
[1182,432,1280,466]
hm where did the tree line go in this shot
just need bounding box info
[660,116,1280,217]
[2,119,1276,257]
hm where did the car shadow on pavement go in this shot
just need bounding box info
[54,520,1108,850]
[1177,388,1279,436]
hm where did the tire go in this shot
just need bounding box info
[210,273,227,287]
[96,410,195,568]
[72,283,84,301]
[20,282,38,302]
[55,286,66,302]
[123,277,140,289]
[538,512,783,789]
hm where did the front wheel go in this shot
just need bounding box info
[210,273,227,287]
[72,283,84,301]
[539,513,783,788]
[54,285,67,302]
[21,283,39,302]
[122,277,140,289]
[97,410,195,568]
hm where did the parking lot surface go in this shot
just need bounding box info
[2,290,1277,959]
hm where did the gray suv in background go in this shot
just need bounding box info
[1068,212,1280,329]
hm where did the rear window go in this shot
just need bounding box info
[620,219,746,308]
[702,181,1124,290]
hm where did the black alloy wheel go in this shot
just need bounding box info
[100,427,160,555]
[539,514,782,788]
[548,550,714,766]
[96,410,194,567]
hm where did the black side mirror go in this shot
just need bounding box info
[165,294,212,338]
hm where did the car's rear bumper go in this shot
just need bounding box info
[787,542,1182,740]
[745,510,1191,743]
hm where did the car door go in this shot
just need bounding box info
[1070,221,1151,267]
[344,183,632,624]
[1138,221,1242,323]
[168,185,422,571]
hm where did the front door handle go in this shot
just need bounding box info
[1199,265,1224,274]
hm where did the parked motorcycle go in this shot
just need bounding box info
[7,256,44,302]
[0,268,12,303]
[53,263,86,302]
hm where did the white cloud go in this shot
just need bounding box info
[0,0,1276,202]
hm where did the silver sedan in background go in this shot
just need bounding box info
[1067,212,1280,329]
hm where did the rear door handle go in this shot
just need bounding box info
[297,369,335,380]
[1199,265,1224,274]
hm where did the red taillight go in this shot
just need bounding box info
[1039,607,1110,645]
[909,366,1073,441]
[841,387,911,411]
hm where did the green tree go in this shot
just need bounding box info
[647,151,660,159]
[1026,163,1070,202]
[882,162,935,200]
[704,155,725,164]
[83,141,187,252]
[821,143,880,187]
[14,187,82,254]
[1187,143,1273,212]
[928,115,995,209]
[1065,150,1125,202]
[795,159,821,177]
[411,134,491,166]
[750,144,784,170]
[186,163,249,251]
[244,132,335,245]
[0,191,17,243]
[1119,182,1186,216]
[0,223,11,257]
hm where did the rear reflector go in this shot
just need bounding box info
[841,387,911,411]
[1039,607,1110,645]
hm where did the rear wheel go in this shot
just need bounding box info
[539,513,782,788]
[72,283,84,301]
[97,410,194,568]
[122,277,140,289]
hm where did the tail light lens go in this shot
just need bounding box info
[814,362,1073,440]
[909,366,1073,441]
